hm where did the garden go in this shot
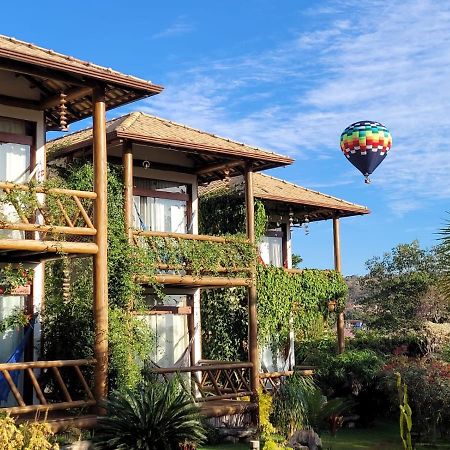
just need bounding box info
[1,164,450,450]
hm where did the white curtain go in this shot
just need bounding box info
[0,142,30,183]
[133,196,187,233]
[260,236,283,267]
[0,143,30,239]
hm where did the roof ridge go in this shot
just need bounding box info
[118,111,142,131]
[136,111,291,160]
[0,35,155,84]
[257,173,369,209]
[47,115,123,144]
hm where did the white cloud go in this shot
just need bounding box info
[152,16,195,39]
[140,0,450,213]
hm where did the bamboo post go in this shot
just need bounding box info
[244,165,259,404]
[92,87,109,409]
[333,217,345,354]
[122,140,134,243]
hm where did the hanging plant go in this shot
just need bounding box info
[0,263,33,296]
[0,308,29,333]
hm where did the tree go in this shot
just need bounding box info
[358,241,446,331]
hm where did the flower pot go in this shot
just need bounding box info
[0,284,31,296]
[328,300,337,312]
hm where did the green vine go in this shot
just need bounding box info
[199,187,348,355]
[199,188,267,242]
[200,267,348,359]
[0,263,33,295]
[43,162,155,391]
[257,266,348,347]
[0,309,29,334]
[142,234,255,278]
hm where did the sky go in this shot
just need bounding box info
[3,0,449,275]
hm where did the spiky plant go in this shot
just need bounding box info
[93,376,206,450]
[439,216,450,300]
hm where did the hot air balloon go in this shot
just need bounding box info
[340,121,392,183]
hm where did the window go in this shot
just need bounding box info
[133,178,190,233]
[260,228,285,267]
[0,117,33,183]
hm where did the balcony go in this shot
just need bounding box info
[132,230,256,288]
[0,182,98,262]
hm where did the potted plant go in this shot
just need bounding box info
[0,263,33,296]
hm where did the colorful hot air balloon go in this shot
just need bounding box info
[340,121,392,183]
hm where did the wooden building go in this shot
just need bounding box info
[0,35,162,429]
[46,111,293,422]
[0,32,369,429]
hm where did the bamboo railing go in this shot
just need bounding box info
[0,182,97,242]
[132,229,254,287]
[0,359,96,415]
[150,362,253,402]
[259,366,315,393]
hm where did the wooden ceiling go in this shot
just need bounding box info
[0,35,163,129]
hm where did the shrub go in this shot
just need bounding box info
[271,375,348,438]
[383,357,450,439]
[0,413,58,450]
[93,376,206,449]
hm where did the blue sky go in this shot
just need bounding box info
[4,0,449,274]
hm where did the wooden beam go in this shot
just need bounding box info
[133,229,249,244]
[244,164,259,411]
[150,274,252,287]
[92,87,109,411]
[333,217,345,354]
[0,239,98,254]
[40,86,92,110]
[122,141,134,243]
[196,160,243,175]
[0,94,41,110]
[0,57,91,87]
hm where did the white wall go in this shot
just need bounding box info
[132,143,201,367]
[0,105,45,363]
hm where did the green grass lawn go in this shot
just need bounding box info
[199,444,248,450]
[200,422,450,449]
[323,422,450,450]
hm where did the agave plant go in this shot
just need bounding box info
[439,216,450,301]
[93,376,206,450]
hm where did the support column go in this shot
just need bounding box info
[122,141,134,243]
[333,217,345,354]
[244,165,259,398]
[92,87,109,407]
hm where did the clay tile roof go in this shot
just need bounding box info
[0,35,162,92]
[47,112,294,167]
[0,35,163,128]
[200,173,370,217]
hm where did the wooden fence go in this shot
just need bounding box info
[150,361,253,402]
[0,182,96,240]
[0,359,96,415]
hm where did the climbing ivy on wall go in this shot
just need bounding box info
[199,185,348,358]
[43,162,154,391]
[199,188,267,241]
[257,266,348,347]
[200,268,348,360]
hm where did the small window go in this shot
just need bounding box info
[133,178,190,233]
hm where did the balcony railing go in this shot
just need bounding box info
[0,359,96,415]
[133,230,255,287]
[0,182,97,255]
[150,361,253,402]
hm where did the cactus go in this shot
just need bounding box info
[395,372,413,450]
